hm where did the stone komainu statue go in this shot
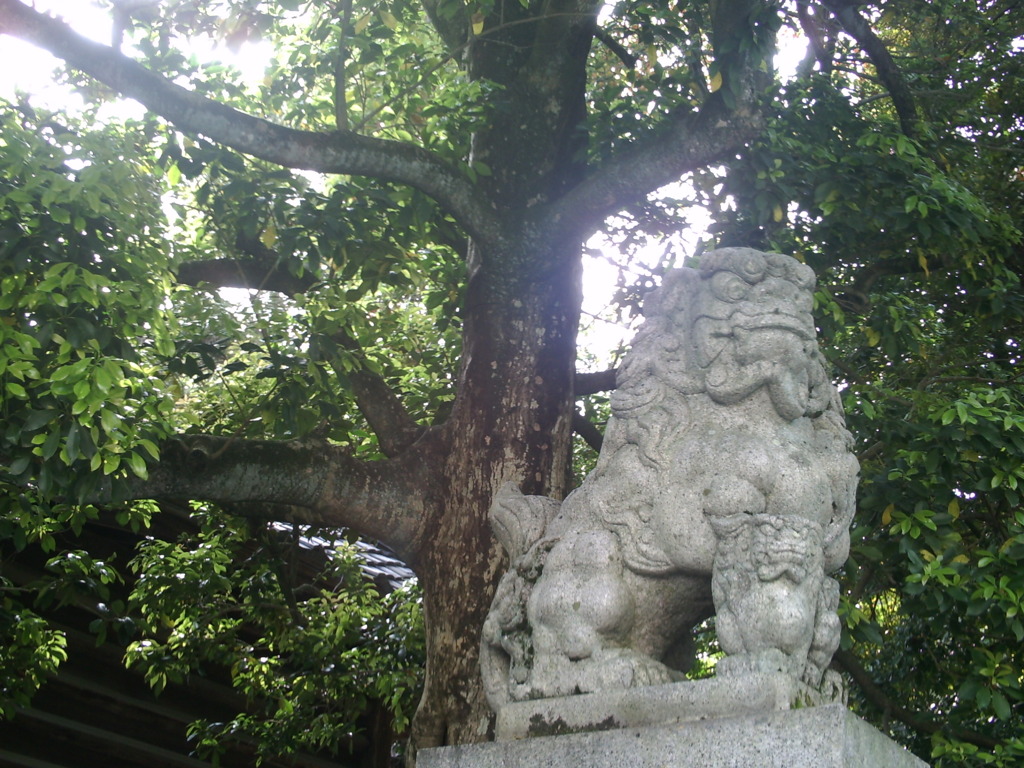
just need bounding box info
[482,248,859,709]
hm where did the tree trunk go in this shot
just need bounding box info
[401,7,596,750]
[408,233,583,751]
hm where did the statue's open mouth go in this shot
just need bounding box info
[761,544,809,561]
[731,311,814,339]
[694,311,814,368]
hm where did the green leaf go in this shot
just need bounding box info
[992,691,1011,720]
[100,409,121,434]
[102,453,120,475]
[8,455,31,476]
[126,451,148,479]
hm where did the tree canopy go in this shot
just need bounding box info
[0,0,1022,765]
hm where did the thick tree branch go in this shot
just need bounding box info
[0,0,501,246]
[334,0,354,130]
[546,0,772,237]
[834,649,1001,750]
[572,411,604,453]
[176,244,316,296]
[595,27,638,69]
[573,368,617,452]
[331,334,428,457]
[420,0,468,53]
[832,256,939,314]
[818,0,918,137]
[549,93,764,237]
[796,0,835,75]
[575,367,618,396]
[132,435,433,559]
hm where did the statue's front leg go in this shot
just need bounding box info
[529,529,635,661]
[806,575,843,692]
[526,529,679,697]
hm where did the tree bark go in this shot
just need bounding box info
[818,0,919,137]
[408,236,583,751]
[131,434,434,560]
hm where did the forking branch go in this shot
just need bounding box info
[0,0,502,248]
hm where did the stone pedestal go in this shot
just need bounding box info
[419,702,928,768]
[494,671,834,741]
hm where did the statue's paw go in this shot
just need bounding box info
[525,649,680,699]
[716,648,794,679]
[815,668,846,704]
[590,648,683,690]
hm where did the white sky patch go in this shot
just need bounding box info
[0,0,273,111]
[578,196,713,369]
[577,30,809,369]
[0,1,110,107]
[776,26,809,81]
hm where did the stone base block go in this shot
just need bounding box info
[418,703,928,768]
[495,671,833,741]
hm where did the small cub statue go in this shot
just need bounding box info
[482,248,858,709]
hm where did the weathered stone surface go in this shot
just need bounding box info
[419,704,930,768]
[482,249,859,708]
[495,671,837,741]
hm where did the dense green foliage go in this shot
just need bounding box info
[126,510,424,761]
[1,0,1022,764]
[0,104,169,714]
[0,101,428,757]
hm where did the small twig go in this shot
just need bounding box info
[847,562,877,603]
[259,522,307,628]
[856,440,885,463]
